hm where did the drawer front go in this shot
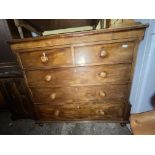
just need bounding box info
[75,42,134,66]
[77,85,128,102]
[26,64,131,87]
[30,84,128,105]
[19,47,73,68]
[31,87,76,104]
[35,102,124,121]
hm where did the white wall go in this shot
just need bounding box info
[130,19,155,113]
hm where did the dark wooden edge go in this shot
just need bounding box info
[10,24,149,44]
[123,103,131,121]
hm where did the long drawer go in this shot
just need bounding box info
[26,64,131,87]
[35,102,124,121]
[30,84,129,105]
[75,42,134,66]
[19,47,73,68]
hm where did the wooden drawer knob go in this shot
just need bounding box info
[98,71,107,78]
[77,105,80,109]
[54,110,60,116]
[99,90,106,97]
[41,52,48,63]
[45,74,52,82]
[100,49,107,57]
[99,109,105,115]
[50,93,56,100]
[96,109,105,115]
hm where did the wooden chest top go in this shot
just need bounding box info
[10,24,147,51]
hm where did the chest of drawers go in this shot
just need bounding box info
[10,24,147,122]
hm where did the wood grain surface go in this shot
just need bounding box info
[75,42,134,66]
[35,102,125,121]
[19,47,73,68]
[30,84,129,105]
[25,64,131,87]
[10,24,147,122]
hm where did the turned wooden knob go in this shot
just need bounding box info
[77,105,80,109]
[41,52,48,63]
[54,110,60,116]
[50,93,56,100]
[98,71,107,78]
[100,49,107,57]
[96,109,105,115]
[99,90,106,97]
[45,74,52,82]
[99,109,105,115]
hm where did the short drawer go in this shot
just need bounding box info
[75,42,134,66]
[35,102,124,121]
[26,64,131,87]
[30,84,129,105]
[31,86,76,105]
[19,47,73,68]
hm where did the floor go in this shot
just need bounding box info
[0,112,131,135]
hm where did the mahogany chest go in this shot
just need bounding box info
[10,24,147,122]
